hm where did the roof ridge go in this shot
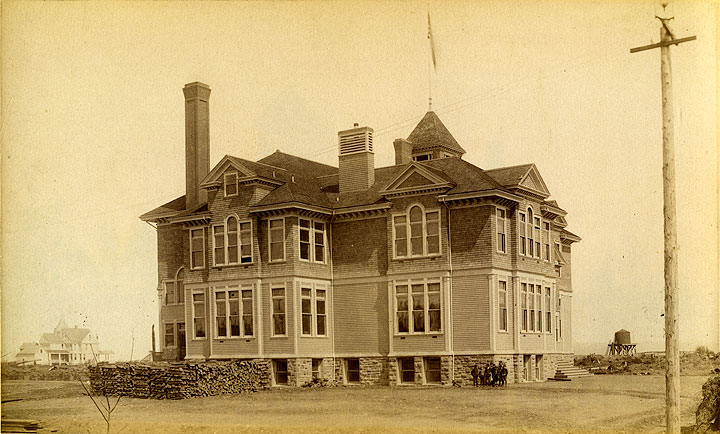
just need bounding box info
[258,150,338,171]
[485,163,534,172]
[228,155,290,173]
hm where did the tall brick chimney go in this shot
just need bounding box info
[183,82,211,210]
[393,138,412,165]
[338,123,374,193]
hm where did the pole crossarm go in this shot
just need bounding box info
[630,35,696,53]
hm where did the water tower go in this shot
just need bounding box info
[607,329,637,355]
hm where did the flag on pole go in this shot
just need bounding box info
[427,12,437,71]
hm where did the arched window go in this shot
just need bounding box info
[409,206,423,256]
[227,216,239,263]
[212,216,254,266]
[392,204,441,258]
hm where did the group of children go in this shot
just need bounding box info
[470,362,508,387]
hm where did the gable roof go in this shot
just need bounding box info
[18,342,40,355]
[62,327,91,344]
[407,111,466,155]
[485,163,550,198]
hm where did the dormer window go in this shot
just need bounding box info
[224,172,238,197]
[412,153,431,162]
[392,204,440,258]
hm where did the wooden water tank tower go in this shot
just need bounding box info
[607,329,636,355]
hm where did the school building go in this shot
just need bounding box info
[140,82,581,386]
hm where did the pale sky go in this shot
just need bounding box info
[2,0,717,361]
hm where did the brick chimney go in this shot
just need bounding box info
[183,82,211,210]
[338,123,374,193]
[393,138,412,165]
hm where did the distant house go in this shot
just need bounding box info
[16,320,108,365]
[15,342,42,365]
[140,83,580,386]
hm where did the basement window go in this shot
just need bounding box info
[346,359,360,383]
[312,359,322,380]
[399,358,415,383]
[424,358,441,384]
[274,359,288,385]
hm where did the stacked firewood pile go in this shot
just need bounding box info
[88,360,271,399]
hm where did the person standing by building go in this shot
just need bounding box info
[471,364,480,387]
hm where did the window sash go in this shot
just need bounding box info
[271,287,286,336]
[192,292,206,339]
[395,280,441,334]
[498,280,508,332]
[269,218,285,262]
[393,207,441,258]
[496,208,506,253]
[190,229,205,269]
[299,219,326,263]
[224,172,238,197]
[519,213,527,256]
[214,287,252,338]
[164,323,175,347]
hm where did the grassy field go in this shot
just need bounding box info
[0,375,708,434]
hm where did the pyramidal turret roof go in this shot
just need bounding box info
[407,111,466,155]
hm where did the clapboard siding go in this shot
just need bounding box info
[261,280,295,355]
[392,334,445,353]
[333,281,388,354]
[452,275,490,351]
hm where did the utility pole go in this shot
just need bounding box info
[630,5,695,434]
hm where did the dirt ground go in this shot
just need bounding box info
[0,375,708,434]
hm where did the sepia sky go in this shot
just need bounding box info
[2,0,717,361]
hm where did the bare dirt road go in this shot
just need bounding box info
[1,375,706,434]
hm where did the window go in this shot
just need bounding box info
[213,217,252,266]
[536,286,542,332]
[190,228,205,270]
[496,208,507,253]
[498,280,508,332]
[545,287,552,333]
[395,280,441,334]
[534,216,541,259]
[543,222,550,261]
[274,359,288,385]
[346,359,360,383]
[214,287,254,338]
[164,279,184,305]
[271,287,286,336]
[299,219,326,263]
[300,285,327,336]
[519,212,527,256]
[529,284,535,332]
[400,358,415,383]
[224,172,238,197]
[164,323,175,348]
[413,153,431,162]
[521,283,528,332]
[392,205,441,258]
[425,358,441,384]
[526,209,534,257]
[312,359,322,380]
[268,218,285,262]
[192,291,206,338]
